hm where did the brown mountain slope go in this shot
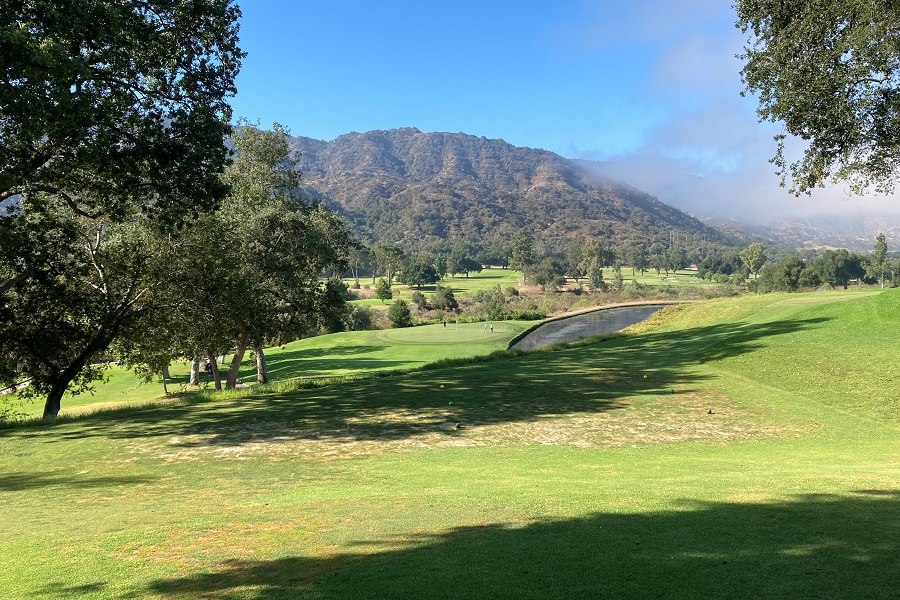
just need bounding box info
[289,128,732,251]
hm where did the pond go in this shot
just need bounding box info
[509,304,667,351]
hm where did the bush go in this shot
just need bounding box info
[410,291,428,309]
[432,285,458,311]
[328,279,357,301]
[374,278,392,303]
[387,299,413,327]
[502,309,545,320]
[347,305,374,331]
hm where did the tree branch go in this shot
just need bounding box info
[0,269,32,296]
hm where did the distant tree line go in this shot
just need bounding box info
[345,227,745,293]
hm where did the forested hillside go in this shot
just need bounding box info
[289,128,738,255]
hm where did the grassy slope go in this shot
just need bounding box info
[0,290,897,599]
[4,321,531,419]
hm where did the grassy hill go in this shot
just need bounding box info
[1,290,897,598]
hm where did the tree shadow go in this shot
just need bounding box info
[140,491,899,599]
[40,582,107,596]
[6,317,830,448]
[0,471,156,491]
[252,345,406,380]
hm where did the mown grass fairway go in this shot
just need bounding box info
[1,290,898,599]
[349,268,523,307]
[3,321,530,420]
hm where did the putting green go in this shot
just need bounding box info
[375,321,516,345]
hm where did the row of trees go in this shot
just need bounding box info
[348,241,484,289]
[350,227,740,295]
[749,236,896,293]
[2,122,353,419]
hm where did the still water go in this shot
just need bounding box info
[510,304,667,351]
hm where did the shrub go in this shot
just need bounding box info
[432,285,458,311]
[347,305,374,330]
[387,299,413,327]
[410,291,428,309]
[374,278,393,303]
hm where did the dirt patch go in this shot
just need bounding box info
[123,390,797,463]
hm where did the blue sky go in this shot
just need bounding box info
[231,1,897,221]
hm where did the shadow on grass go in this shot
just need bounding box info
[256,345,408,381]
[0,471,156,491]
[5,317,829,447]
[140,491,899,599]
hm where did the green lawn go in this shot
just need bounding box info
[625,267,707,285]
[1,290,897,599]
[3,320,531,419]
[350,268,523,306]
[351,267,706,303]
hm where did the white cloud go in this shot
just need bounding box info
[562,4,900,222]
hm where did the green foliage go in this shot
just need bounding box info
[872,233,889,287]
[399,257,439,289]
[347,244,373,287]
[387,299,413,328]
[737,0,900,194]
[508,230,535,273]
[578,239,614,291]
[455,257,483,277]
[527,257,567,291]
[698,249,742,279]
[1,212,176,418]
[773,256,806,292]
[740,243,768,277]
[374,278,393,303]
[410,291,428,309]
[0,0,245,418]
[373,245,405,285]
[0,0,243,224]
[431,285,458,311]
[473,284,507,320]
[817,249,865,289]
[346,305,374,331]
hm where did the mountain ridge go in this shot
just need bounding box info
[288,128,738,252]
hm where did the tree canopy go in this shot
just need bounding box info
[0,0,244,223]
[737,0,900,194]
[0,0,244,418]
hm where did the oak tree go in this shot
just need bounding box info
[737,0,900,194]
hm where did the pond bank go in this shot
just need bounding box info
[508,301,685,351]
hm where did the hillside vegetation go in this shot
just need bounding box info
[291,128,735,251]
[1,290,897,598]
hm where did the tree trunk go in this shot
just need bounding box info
[207,350,222,391]
[226,331,250,389]
[162,372,169,395]
[189,355,201,386]
[162,364,171,380]
[43,381,67,421]
[41,332,114,420]
[254,344,268,384]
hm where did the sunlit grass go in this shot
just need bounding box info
[3,320,531,419]
[1,290,897,599]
